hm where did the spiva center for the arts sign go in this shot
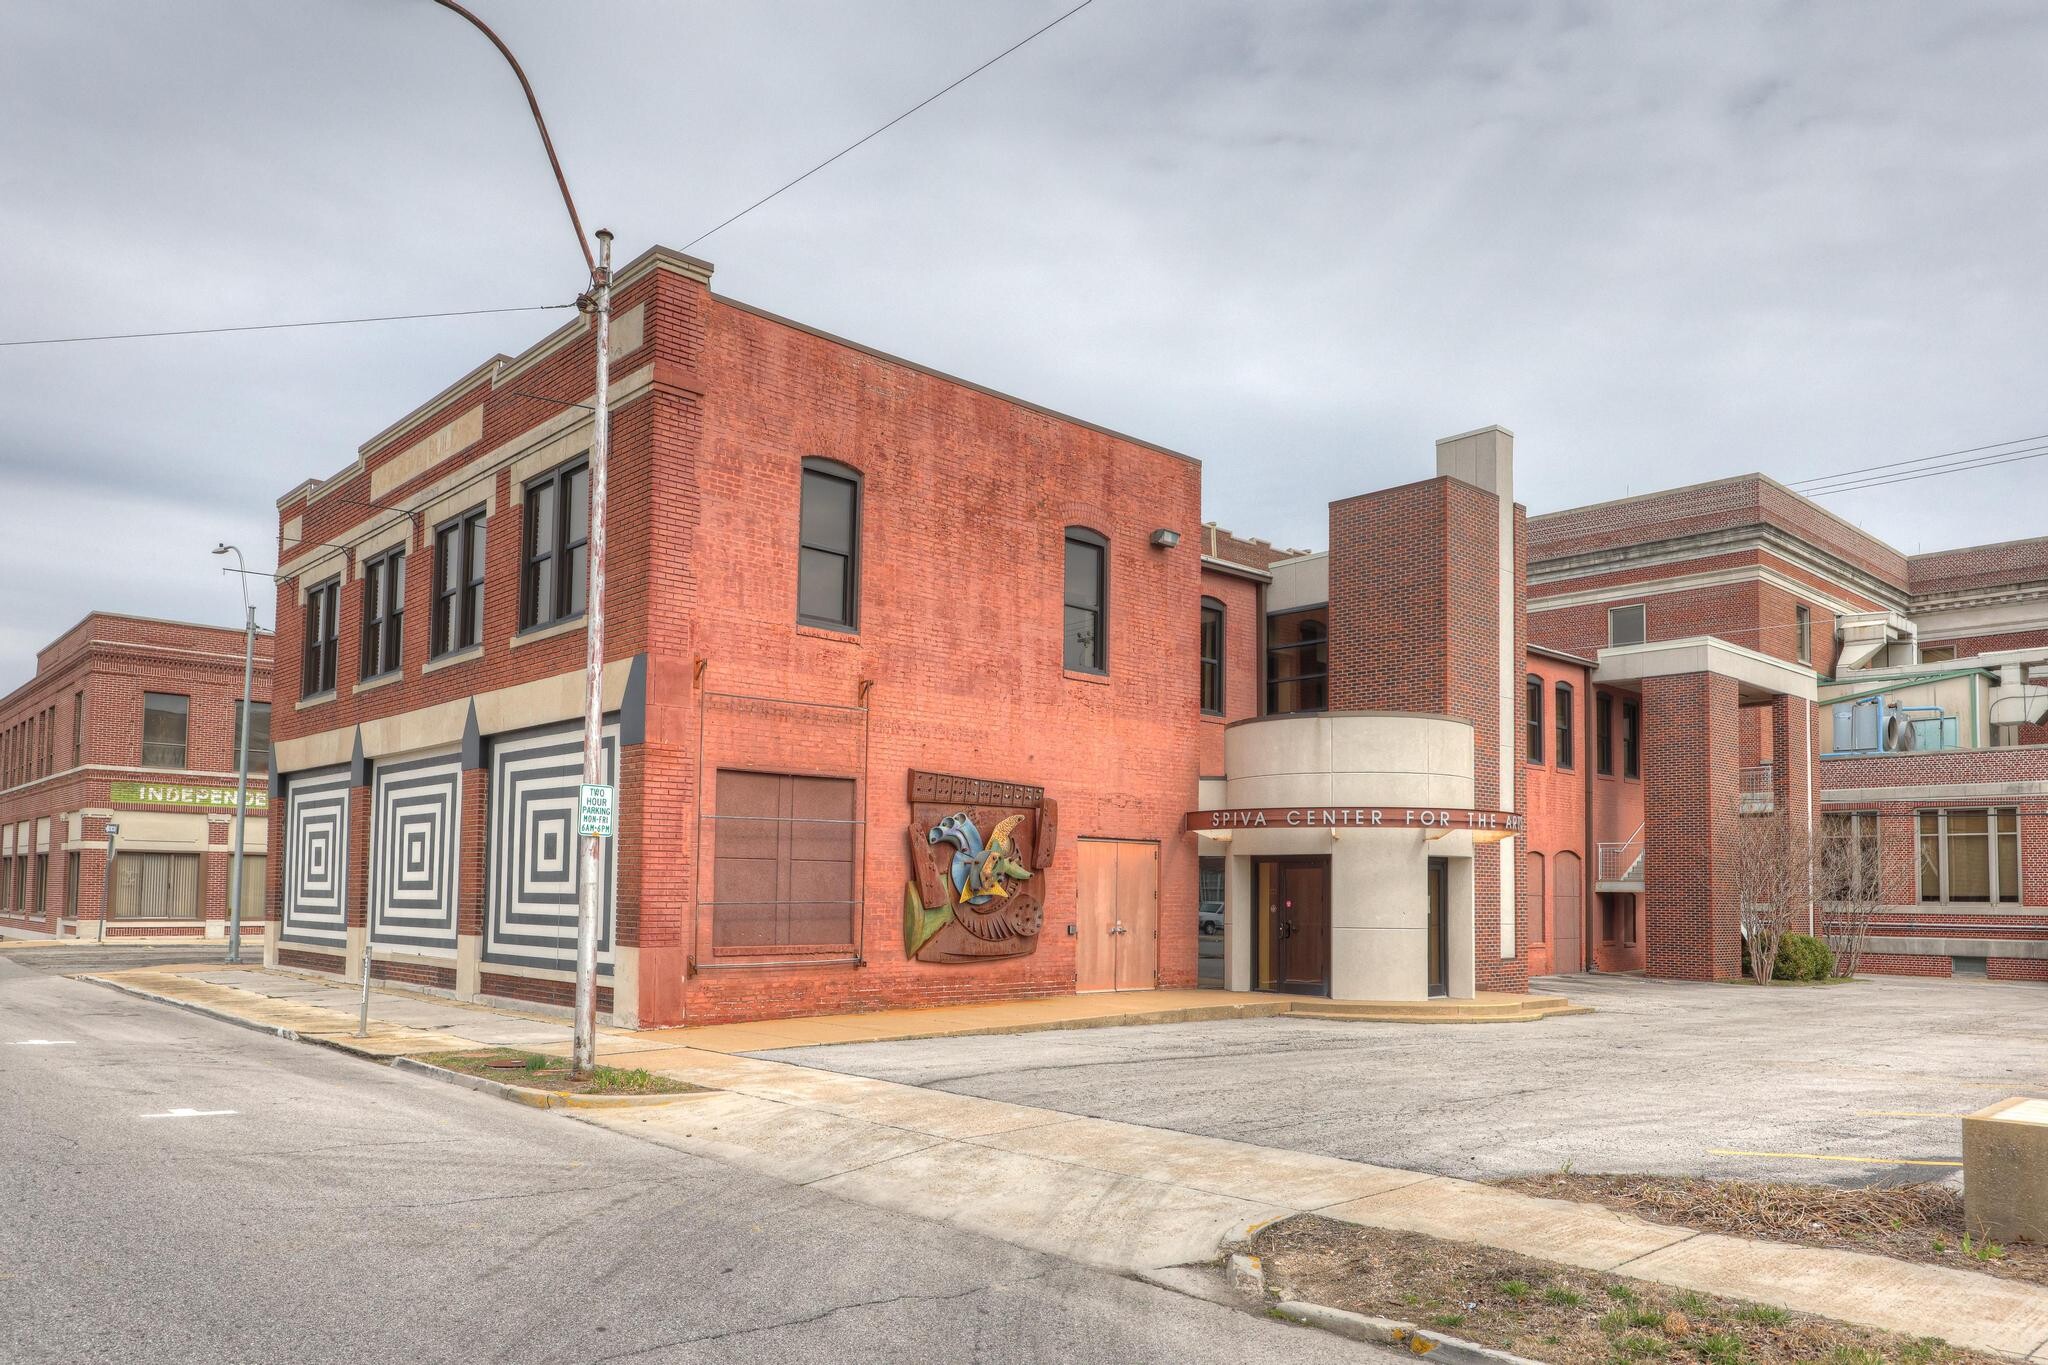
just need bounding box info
[1184,805,1523,841]
[110,781,269,813]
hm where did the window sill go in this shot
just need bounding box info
[294,690,338,712]
[796,622,861,645]
[1063,669,1110,686]
[355,670,404,696]
[509,615,586,649]
[422,646,484,676]
[1201,712,1227,725]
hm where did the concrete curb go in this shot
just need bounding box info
[82,974,308,1044]
[390,1057,708,1110]
[1270,1300,1547,1364]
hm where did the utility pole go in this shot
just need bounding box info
[431,0,610,1076]
[213,543,258,963]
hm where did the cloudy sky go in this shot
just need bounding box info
[3,1,2045,679]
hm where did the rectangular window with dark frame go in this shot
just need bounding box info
[65,851,79,919]
[359,548,405,680]
[1525,675,1544,763]
[520,459,589,630]
[797,460,861,630]
[1621,698,1640,779]
[711,770,859,952]
[1795,603,1812,665]
[71,690,83,766]
[233,701,271,777]
[141,692,188,769]
[34,852,47,914]
[1556,681,1575,770]
[432,506,487,656]
[1266,607,1329,715]
[302,578,339,696]
[1596,692,1613,775]
[1918,807,2020,904]
[1063,528,1107,673]
[1199,598,1225,715]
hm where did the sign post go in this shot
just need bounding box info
[97,822,119,944]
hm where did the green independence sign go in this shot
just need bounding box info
[109,781,269,813]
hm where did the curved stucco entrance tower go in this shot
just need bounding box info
[1217,713,1481,1000]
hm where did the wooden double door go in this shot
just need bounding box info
[1075,839,1159,992]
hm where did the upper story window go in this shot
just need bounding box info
[521,458,589,631]
[233,700,272,777]
[1596,692,1613,775]
[141,692,189,769]
[1525,675,1544,763]
[1063,528,1107,673]
[1608,603,1646,647]
[1795,603,1812,665]
[1266,607,1328,715]
[1920,644,1957,664]
[302,578,340,697]
[433,507,487,657]
[1621,698,1641,779]
[359,549,405,681]
[71,690,84,767]
[1555,681,1575,769]
[1919,808,2019,904]
[798,460,861,631]
[1200,598,1225,715]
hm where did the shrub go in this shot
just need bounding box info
[1773,933,1835,982]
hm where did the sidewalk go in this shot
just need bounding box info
[86,961,2048,1361]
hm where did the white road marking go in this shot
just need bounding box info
[140,1108,239,1120]
[8,1039,77,1046]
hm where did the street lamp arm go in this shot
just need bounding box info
[428,0,597,281]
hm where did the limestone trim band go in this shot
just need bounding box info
[1186,805,1523,841]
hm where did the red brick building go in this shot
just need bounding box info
[0,613,270,941]
[1523,476,2048,982]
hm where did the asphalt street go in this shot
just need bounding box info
[761,973,2048,1186]
[0,953,1393,1365]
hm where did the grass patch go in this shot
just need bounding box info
[414,1048,701,1096]
[1493,1173,2046,1289]
[1249,1215,2002,1365]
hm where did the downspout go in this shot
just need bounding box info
[1583,680,1596,970]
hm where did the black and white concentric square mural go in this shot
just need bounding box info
[368,750,463,954]
[483,720,618,973]
[281,767,351,948]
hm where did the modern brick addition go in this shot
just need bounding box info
[0,613,271,940]
[1641,672,1744,980]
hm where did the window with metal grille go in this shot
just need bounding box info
[798,460,861,630]
[521,458,589,629]
[360,548,405,680]
[710,770,858,952]
[302,578,339,696]
[141,692,188,769]
[1063,528,1107,672]
[433,506,487,656]
[1200,598,1225,715]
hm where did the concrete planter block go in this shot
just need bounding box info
[1963,1097,2048,1245]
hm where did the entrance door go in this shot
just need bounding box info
[1074,839,1159,992]
[1426,857,1449,997]
[1551,851,1584,974]
[1253,856,1330,996]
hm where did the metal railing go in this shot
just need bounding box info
[1597,824,1644,884]
[1739,763,1774,814]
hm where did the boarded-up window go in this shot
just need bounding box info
[712,771,858,951]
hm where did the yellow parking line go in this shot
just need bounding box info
[1709,1148,1962,1168]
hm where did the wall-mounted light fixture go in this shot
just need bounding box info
[1150,529,1181,549]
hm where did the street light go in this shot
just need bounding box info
[213,543,258,964]
[431,0,611,1077]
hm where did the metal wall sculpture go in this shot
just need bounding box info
[484,720,618,973]
[280,767,350,948]
[368,750,463,954]
[902,770,1056,964]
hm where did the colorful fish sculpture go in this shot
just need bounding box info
[927,812,1033,906]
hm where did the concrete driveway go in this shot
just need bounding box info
[757,974,2048,1186]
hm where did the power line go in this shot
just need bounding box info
[0,303,575,349]
[681,0,1099,250]
[1789,430,2048,491]
[1801,444,2048,499]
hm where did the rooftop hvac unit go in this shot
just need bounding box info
[1883,713,1917,752]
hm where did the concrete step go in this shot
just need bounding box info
[1283,996,1591,1024]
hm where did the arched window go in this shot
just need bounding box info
[798,458,862,630]
[1063,527,1108,672]
[1525,674,1544,763]
[1199,597,1225,715]
[1555,681,1575,770]
[1527,851,1547,945]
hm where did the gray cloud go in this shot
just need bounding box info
[3,0,2045,678]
